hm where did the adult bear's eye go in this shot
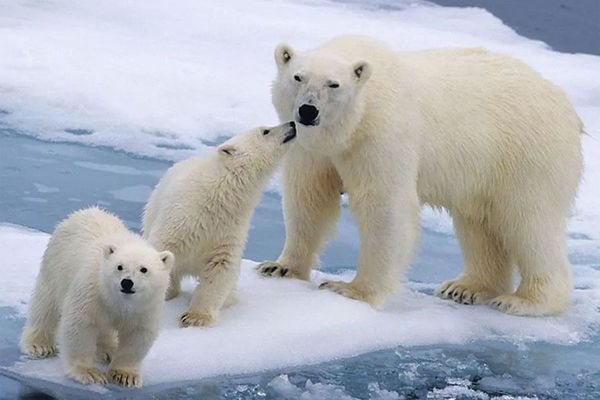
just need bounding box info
[140,267,148,274]
[294,74,302,82]
[328,82,340,88]
[117,265,123,271]
[263,129,270,135]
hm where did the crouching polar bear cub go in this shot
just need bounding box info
[258,35,583,316]
[20,207,174,387]
[143,122,296,327]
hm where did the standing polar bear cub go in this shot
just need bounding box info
[20,207,174,387]
[143,122,296,327]
[259,35,583,316]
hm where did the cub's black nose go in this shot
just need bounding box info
[121,279,134,292]
[283,121,297,144]
[298,104,319,126]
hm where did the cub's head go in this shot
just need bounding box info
[271,43,372,153]
[216,121,296,177]
[100,242,174,308]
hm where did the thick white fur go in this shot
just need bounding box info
[143,122,296,327]
[20,207,174,387]
[263,35,583,316]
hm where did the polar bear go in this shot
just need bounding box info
[20,207,174,387]
[258,35,583,316]
[143,121,296,327]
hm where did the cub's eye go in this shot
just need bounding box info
[117,265,123,271]
[293,74,302,82]
[140,267,148,274]
[263,129,270,135]
[328,82,340,88]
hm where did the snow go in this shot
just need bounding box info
[0,0,599,238]
[1,224,599,390]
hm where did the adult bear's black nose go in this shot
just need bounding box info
[120,278,134,293]
[298,104,320,126]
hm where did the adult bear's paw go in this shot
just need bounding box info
[257,261,296,278]
[489,294,562,316]
[436,278,497,305]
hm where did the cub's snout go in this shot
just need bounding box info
[120,278,135,294]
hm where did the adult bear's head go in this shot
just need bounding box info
[271,42,372,154]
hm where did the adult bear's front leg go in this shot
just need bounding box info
[258,150,342,280]
[320,181,420,308]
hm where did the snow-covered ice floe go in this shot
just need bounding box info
[1,224,599,394]
[0,0,599,239]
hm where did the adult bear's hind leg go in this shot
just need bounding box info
[437,213,513,305]
[490,214,571,316]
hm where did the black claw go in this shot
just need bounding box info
[280,268,288,277]
[319,282,329,289]
[447,290,454,298]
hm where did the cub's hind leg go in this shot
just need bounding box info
[20,282,59,358]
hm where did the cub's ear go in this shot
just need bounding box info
[352,60,372,84]
[275,43,295,68]
[218,144,238,157]
[158,250,175,270]
[103,244,116,258]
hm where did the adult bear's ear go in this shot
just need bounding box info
[158,250,175,270]
[218,144,238,157]
[275,43,295,68]
[352,60,372,84]
[103,244,116,258]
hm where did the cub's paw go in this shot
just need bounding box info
[490,294,548,316]
[436,279,496,305]
[108,368,142,388]
[179,311,217,328]
[257,261,293,278]
[67,366,108,385]
[22,343,58,358]
[319,281,373,305]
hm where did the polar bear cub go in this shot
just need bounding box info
[143,121,296,327]
[20,207,174,387]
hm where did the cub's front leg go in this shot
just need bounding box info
[180,249,240,328]
[60,316,107,385]
[108,324,158,388]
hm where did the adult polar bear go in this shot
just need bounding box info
[258,35,583,316]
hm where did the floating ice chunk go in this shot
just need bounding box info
[1,224,600,391]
